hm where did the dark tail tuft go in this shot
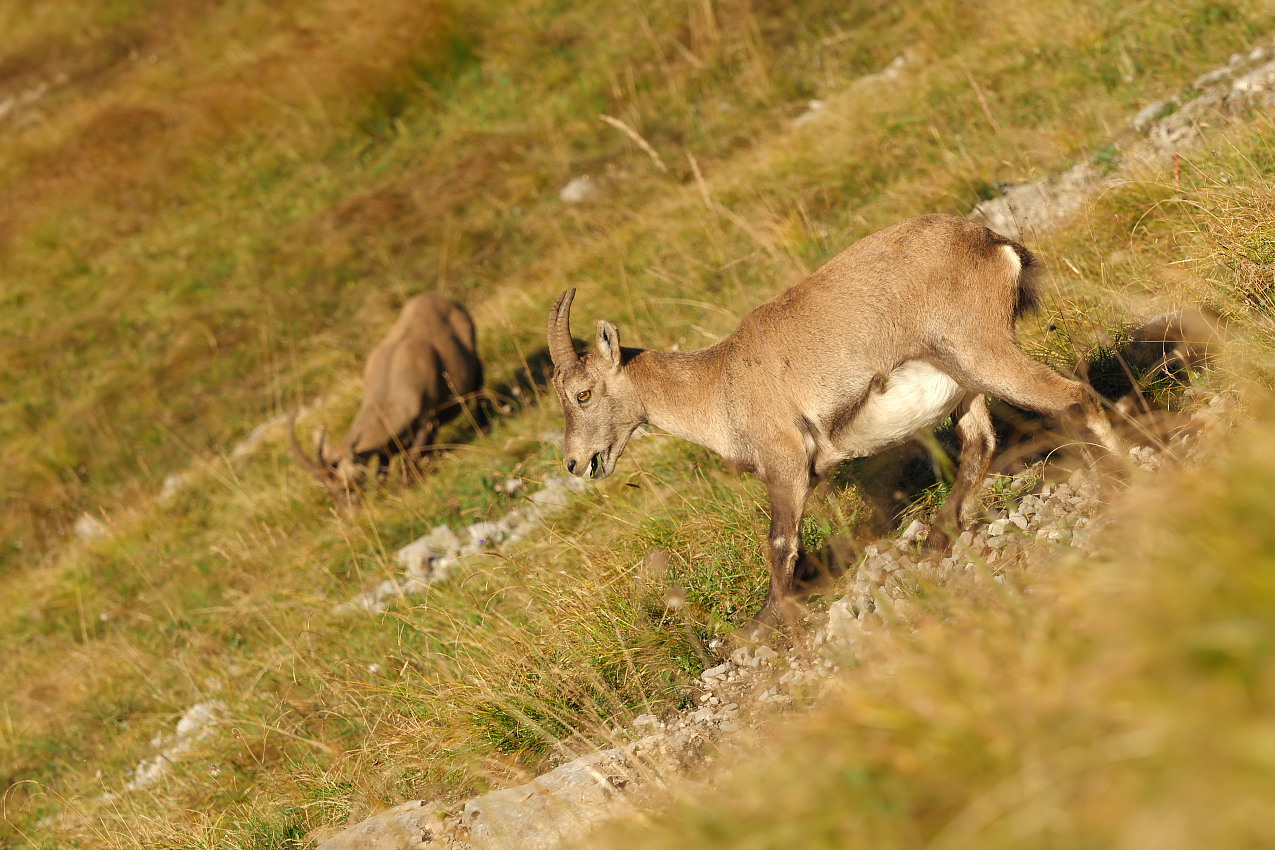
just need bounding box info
[984,227,1042,319]
[1011,242,1042,318]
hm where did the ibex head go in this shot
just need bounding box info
[288,416,367,495]
[547,289,645,480]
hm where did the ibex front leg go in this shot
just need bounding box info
[755,459,815,627]
[403,418,438,483]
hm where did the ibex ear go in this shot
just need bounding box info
[596,320,621,370]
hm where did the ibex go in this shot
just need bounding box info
[547,214,1119,625]
[291,292,484,496]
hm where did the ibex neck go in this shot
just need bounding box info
[628,345,732,458]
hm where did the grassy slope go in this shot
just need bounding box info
[2,0,1275,846]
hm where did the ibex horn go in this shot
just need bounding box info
[547,288,581,369]
[288,414,329,479]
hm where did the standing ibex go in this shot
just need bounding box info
[291,292,484,496]
[547,214,1120,625]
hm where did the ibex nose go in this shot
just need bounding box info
[566,458,577,474]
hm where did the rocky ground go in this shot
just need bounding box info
[971,36,1275,239]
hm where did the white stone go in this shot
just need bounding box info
[794,99,827,125]
[632,714,660,729]
[465,521,507,547]
[700,662,730,682]
[125,701,226,791]
[499,477,526,496]
[74,513,108,542]
[159,474,186,503]
[393,524,461,574]
[559,175,598,204]
[530,487,570,510]
[900,519,926,542]
[1132,99,1173,132]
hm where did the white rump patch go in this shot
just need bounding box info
[1001,243,1021,276]
[834,361,964,458]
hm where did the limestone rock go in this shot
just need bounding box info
[463,749,635,850]
[317,800,447,850]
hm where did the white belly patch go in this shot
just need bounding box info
[834,361,965,458]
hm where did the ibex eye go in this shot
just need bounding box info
[576,390,592,403]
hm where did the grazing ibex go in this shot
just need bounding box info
[291,293,484,496]
[547,214,1119,625]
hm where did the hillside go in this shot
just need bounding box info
[3,1,1275,847]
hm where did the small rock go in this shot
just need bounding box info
[530,488,570,510]
[632,714,661,730]
[793,99,827,126]
[74,513,109,543]
[559,175,598,203]
[689,707,715,724]
[464,521,507,548]
[159,474,186,503]
[900,519,926,542]
[394,525,462,574]
[701,662,730,682]
[1132,99,1173,132]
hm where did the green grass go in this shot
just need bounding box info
[3,0,1275,846]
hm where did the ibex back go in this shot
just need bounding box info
[292,292,483,498]
[547,214,1119,625]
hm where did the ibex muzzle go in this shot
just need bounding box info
[547,214,1120,627]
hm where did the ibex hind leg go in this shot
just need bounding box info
[941,340,1122,459]
[931,393,996,548]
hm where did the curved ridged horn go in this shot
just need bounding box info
[289,414,329,480]
[547,288,581,369]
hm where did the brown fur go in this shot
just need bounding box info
[292,293,483,497]
[547,214,1120,627]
